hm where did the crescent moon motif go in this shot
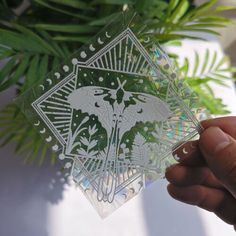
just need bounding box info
[129,188,135,194]
[63,65,69,72]
[52,144,59,151]
[40,128,46,134]
[183,148,188,154]
[97,37,104,45]
[89,44,95,51]
[46,136,52,142]
[39,85,45,90]
[138,181,143,190]
[174,154,180,161]
[46,79,52,86]
[34,121,40,126]
[65,162,72,168]
[105,31,111,38]
[54,72,60,79]
[85,188,90,193]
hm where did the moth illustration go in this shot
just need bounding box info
[68,78,172,202]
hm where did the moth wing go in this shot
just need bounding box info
[68,86,114,135]
[120,93,172,136]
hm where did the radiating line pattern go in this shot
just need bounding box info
[30,25,200,216]
[86,28,162,78]
[32,75,76,145]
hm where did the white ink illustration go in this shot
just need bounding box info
[67,77,172,202]
[28,23,201,216]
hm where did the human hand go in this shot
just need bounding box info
[165,117,236,231]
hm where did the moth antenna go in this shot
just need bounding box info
[117,78,126,89]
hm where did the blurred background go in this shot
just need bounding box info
[0,0,236,236]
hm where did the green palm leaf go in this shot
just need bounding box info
[0,0,235,164]
[180,50,236,114]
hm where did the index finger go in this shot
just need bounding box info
[174,116,236,166]
[201,117,236,139]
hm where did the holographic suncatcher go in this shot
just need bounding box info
[17,11,202,217]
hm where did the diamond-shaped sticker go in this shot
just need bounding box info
[17,11,201,217]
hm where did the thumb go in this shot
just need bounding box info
[199,127,236,198]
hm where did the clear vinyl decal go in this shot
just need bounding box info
[17,11,202,217]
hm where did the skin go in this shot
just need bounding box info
[165,117,236,231]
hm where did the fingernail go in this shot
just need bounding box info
[201,127,231,154]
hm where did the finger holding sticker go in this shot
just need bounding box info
[166,117,236,229]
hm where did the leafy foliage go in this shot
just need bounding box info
[180,50,236,114]
[0,0,235,164]
[0,104,57,165]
